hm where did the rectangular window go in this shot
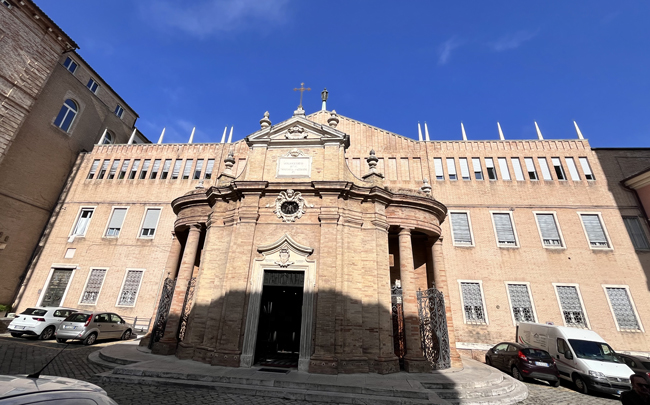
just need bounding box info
[118,160,130,180]
[450,212,473,246]
[459,158,470,180]
[485,158,497,180]
[536,213,563,247]
[580,214,610,248]
[524,158,538,180]
[537,157,553,180]
[492,212,517,247]
[128,160,141,179]
[139,159,151,179]
[511,158,525,181]
[97,160,110,180]
[471,158,483,180]
[623,217,650,250]
[1,0,12,8]
[72,208,94,237]
[193,159,204,180]
[107,160,120,179]
[171,160,182,179]
[566,157,580,181]
[87,159,100,179]
[114,105,124,119]
[434,158,444,180]
[204,159,215,179]
[605,287,641,331]
[460,282,487,324]
[552,158,567,180]
[117,270,144,306]
[498,158,510,180]
[555,285,587,328]
[140,208,161,237]
[446,158,457,180]
[105,208,127,237]
[182,159,193,179]
[149,159,161,179]
[79,269,107,305]
[579,157,595,180]
[63,56,77,74]
[160,159,172,179]
[86,78,99,94]
[507,284,536,323]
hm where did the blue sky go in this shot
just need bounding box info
[38,1,650,147]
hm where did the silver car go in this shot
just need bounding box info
[55,312,132,345]
[0,374,117,404]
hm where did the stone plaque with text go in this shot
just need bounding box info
[277,156,311,178]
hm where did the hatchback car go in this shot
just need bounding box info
[55,312,132,345]
[0,374,117,404]
[7,307,77,340]
[485,342,561,386]
[618,353,650,375]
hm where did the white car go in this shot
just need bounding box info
[7,307,77,340]
[0,374,117,404]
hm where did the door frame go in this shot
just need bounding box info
[37,265,77,307]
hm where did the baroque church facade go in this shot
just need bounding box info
[13,102,650,374]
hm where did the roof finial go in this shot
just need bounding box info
[157,127,165,144]
[574,121,584,140]
[98,128,108,145]
[321,88,328,111]
[328,110,339,128]
[188,127,196,143]
[260,111,271,129]
[424,122,430,141]
[461,122,467,141]
[227,126,233,143]
[223,149,235,175]
[534,122,543,140]
[220,126,227,143]
[293,82,311,110]
[127,128,137,144]
[420,178,432,195]
[417,122,423,141]
[497,122,505,140]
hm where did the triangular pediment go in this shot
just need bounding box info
[246,114,349,149]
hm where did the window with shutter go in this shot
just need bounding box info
[579,157,595,180]
[182,160,194,179]
[128,160,141,179]
[623,217,650,250]
[450,212,473,246]
[492,213,517,246]
[566,157,580,181]
[512,158,525,181]
[472,158,484,180]
[536,213,562,247]
[117,270,144,306]
[72,208,94,236]
[434,158,444,180]
[140,208,161,237]
[194,159,204,179]
[118,160,130,180]
[552,158,567,180]
[460,282,486,324]
[204,159,215,179]
[97,160,110,180]
[537,158,552,180]
[107,160,120,179]
[80,269,107,305]
[507,284,536,323]
[524,158,538,180]
[498,158,510,180]
[556,285,587,328]
[150,159,161,179]
[605,287,641,331]
[105,208,127,237]
[485,158,496,180]
[446,158,457,180]
[160,159,172,179]
[139,159,151,179]
[171,160,182,179]
[87,160,100,179]
[580,214,609,248]
[459,158,470,180]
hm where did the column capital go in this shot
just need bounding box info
[398,227,413,236]
[188,223,203,232]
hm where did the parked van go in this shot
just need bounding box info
[516,322,633,395]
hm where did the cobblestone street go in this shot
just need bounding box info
[0,336,620,404]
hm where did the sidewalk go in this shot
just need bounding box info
[92,341,527,405]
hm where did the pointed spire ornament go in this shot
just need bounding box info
[418,122,423,141]
[461,122,467,141]
[220,127,227,143]
[497,122,505,140]
[188,127,196,143]
[534,122,543,140]
[127,128,137,144]
[362,149,384,184]
[227,126,233,143]
[157,127,165,144]
[574,121,584,140]
[98,128,108,144]
[424,122,431,141]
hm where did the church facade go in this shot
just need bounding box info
[14,105,650,374]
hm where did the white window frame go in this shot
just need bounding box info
[433,158,444,180]
[459,158,471,180]
[457,280,489,325]
[78,267,109,306]
[137,207,162,239]
[449,210,475,247]
[63,56,78,74]
[552,283,591,329]
[498,157,511,181]
[115,104,124,119]
[490,211,520,248]
[504,281,538,326]
[68,206,96,239]
[103,206,129,238]
[446,158,457,181]
[602,285,644,332]
[577,212,613,250]
[87,78,99,94]
[37,266,77,307]
[115,268,146,308]
[533,211,566,249]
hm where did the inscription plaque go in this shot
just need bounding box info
[277,157,311,178]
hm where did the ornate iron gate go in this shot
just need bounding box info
[391,281,405,368]
[416,288,451,370]
[148,277,176,349]
[177,277,197,341]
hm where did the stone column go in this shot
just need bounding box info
[398,227,430,372]
[152,224,203,355]
[432,236,463,368]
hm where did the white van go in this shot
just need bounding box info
[516,322,633,395]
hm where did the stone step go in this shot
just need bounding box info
[450,379,528,405]
[434,377,517,399]
[88,351,118,369]
[98,349,140,365]
[420,371,504,390]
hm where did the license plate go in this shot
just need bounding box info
[15,326,25,330]
[534,362,549,367]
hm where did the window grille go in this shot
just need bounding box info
[107,160,120,179]
[139,159,151,179]
[579,157,595,180]
[118,270,144,306]
[80,269,107,305]
[140,208,161,237]
[97,160,110,180]
[204,159,215,179]
[194,159,204,180]
[623,217,650,250]
[87,160,100,179]
[63,57,77,73]
[524,158,538,180]
[537,157,553,180]
[150,159,161,179]
[536,213,562,247]
[511,158,525,181]
[450,213,472,245]
[161,159,172,179]
[508,284,535,322]
[498,158,510,180]
[182,160,193,179]
[566,157,581,180]
[53,99,78,132]
[460,282,486,324]
[556,285,587,328]
[72,209,93,236]
[446,158,457,180]
[605,287,640,331]
[485,158,497,180]
[580,214,609,248]
[106,208,127,237]
[493,213,517,246]
[171,160,182,179]
[128,160,141,179]
[118,160,130,179]
[552,158,567,180]
[434,158,444,180]
[459,158,470,180]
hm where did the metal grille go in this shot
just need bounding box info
[149,277,176,349]
[40,269,73,307]
[556,285,587,328]
[80,269,107,304]
[605,288,640,331]
[391,281,405,368]
[178,277,197,341]
[417,288,451,370]
[460,282,486,324]
[118,270,144,306]
[507,284,535,323]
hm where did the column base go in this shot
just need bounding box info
[151,340,178,355]
[308,355,339,374]
[192,346,215,364]
[404,356,432,373]
[211,350,241,367]
[176,342,195,360]
[373,356,400,374]
[450,351,463,368]
[338,356,369,374]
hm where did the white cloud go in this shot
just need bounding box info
[490,30,538,52]
[438,37,462,65]
[143,0,290,38]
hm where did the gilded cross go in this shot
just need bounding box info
[293,82,311,109]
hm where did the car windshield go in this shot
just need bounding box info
[65,313,90,323]
[20,308,47,316]
[522,348,552,360]
[568,339,621,363]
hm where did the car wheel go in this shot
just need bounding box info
[121,329,132,340]
[512,366,525,381]
[39,326,55,340]
[573,375,589,394]
[83,333,97,345]
[551,380,561,388]
[10,332,23,338]
[56,338,67,343]
[485,357,492,366]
